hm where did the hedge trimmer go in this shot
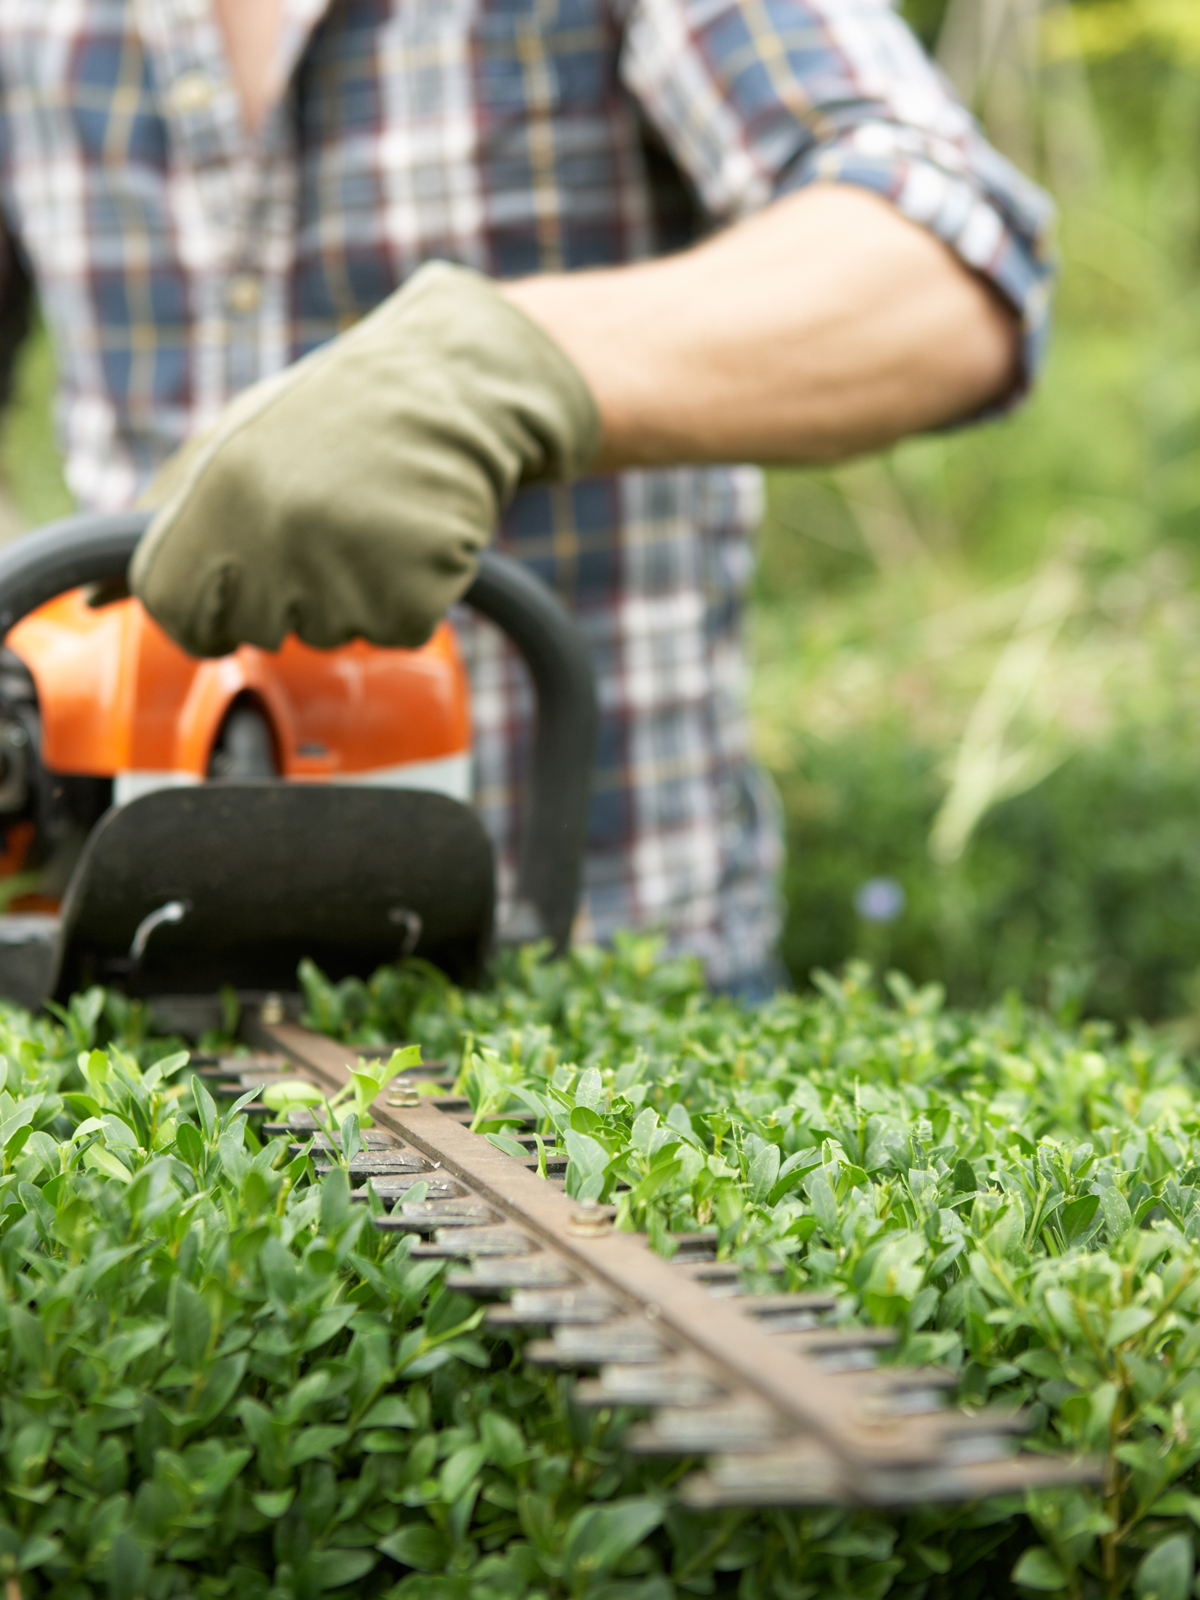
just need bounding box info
[0,511,1095,1510]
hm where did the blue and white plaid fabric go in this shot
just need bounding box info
[0,0,1055,986]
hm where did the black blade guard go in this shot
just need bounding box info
[52,784,495,998]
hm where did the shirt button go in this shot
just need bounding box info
[166,70,217,115]
[226,274,263,315]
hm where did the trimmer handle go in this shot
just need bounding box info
[0,512,597,955]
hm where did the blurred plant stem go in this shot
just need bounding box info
[930,551,1082,864]
[939,0,1106,191]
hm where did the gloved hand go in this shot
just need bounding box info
[130,262,600,656]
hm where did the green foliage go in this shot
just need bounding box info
[261,1046,423,1164]
[8,943,1200,1592]
[292,936,1200,1598]
[774,715,1200,1022]
[0,323,71,527]
[0,980,697,1600]
[753,18,1200,1020]
[1056,2,1200,69]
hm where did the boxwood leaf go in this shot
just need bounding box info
[83,1050,110,1092]
[101,1113,137,1151]
[359,1396,417,1429]
[17,1534,61,1572]
[378,1523,450,1572]
[302,1306,356,1352]
[360,1430,408,1453]
[1107,1305,1155,1347]
[563,1497,663,1578]
[440,1442,487,1502]
[287,1426,351,1466]
[563,1128,609,1204]
[768,1149,820,1205]
[1012,1546,1068,1592]
[631,1107,658,1156]
[486,1133,528,1161]
[144,1050,190,1088]
[377,1044,422,1089]
[83,1145,132,1183]
[806,1172,839,1236]
[952,1158,977,1193]
[1061,1192,1100,1241]
[61,1092,103,1121]
[321,1166,352,1234]
[175,1121,204,1168]
[263,1080,325,1111]
[1103,1185,1133,1239]
[252,1488,295,1518]
[171,1278,211,1368]
[260,1235,298,1304]
[1135,1536,1194,1600]
[340,1112,362,1168]
[195,1354,249,1424]
[8,1420,52,1483]
[309,1548,377,1590]
[1156,1491,1200,1526]
[630,1156,682,1206]
[0,1098,40,1150]
[190,1075,218,1141]
[480,1409,526,1469]
[108,1529,149,1600]
[666,1102,698,1144]
[749,1143,781,1205]
[569,1105,603,1135]
[574,1067,603,1112]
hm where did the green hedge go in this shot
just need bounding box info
[5,945,1200,1598]
[774,718,1200,1023]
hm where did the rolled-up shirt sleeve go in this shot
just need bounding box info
[619,0,1057,396]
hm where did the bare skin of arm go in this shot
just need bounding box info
[502,185,1020,469]
[218,0,1019,468]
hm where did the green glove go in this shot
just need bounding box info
[130,262,600,656]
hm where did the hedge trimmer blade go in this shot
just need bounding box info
[220,1012,1101,1510]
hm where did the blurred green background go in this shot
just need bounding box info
[754,0,1200,1025]
[6,0,1200,1022]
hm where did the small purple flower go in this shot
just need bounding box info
[854,877,906,924]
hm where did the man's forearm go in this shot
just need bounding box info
[501,184,1021,470]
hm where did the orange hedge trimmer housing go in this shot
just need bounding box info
[0,589,470,901]
[0,513,596,1006]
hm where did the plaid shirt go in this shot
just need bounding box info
[0,0,1054,986]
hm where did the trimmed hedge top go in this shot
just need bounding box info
[3,942,1200,1599]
